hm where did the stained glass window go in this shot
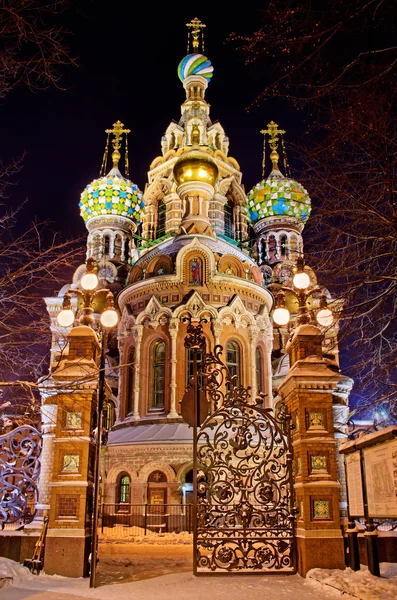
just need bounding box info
[157,200,166,238]
[256,347,264,394]
[224,200,234,239]
[127,347,135,414]
[151,340,165,409]
[226,340,241,387]
[119,474,131,503]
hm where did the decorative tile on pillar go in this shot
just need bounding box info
[311,455,327,472]
[62,454,80,472]
[297,456,301,475]
[300,500,304,518]
[312,498,331,520]
[66,412,83,429]
[306,409,327,430]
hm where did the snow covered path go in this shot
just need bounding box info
[1,556,397,600]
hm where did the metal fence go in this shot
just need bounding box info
[100,503,194,537]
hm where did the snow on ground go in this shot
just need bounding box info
[1,552,397,600]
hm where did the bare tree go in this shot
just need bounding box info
[0,0,80,412]
[0,0,76,98]
[0,202,84,403]
[229,1,397,420]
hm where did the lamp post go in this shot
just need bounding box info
[56,256,119,588]
[272,256,334,328]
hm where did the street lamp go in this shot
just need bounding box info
[272,257,334,328]
[56,256,119,588]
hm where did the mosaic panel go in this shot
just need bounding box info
[311,455,327,472]
[309,411,324,427]
[62,454,80,472]
[313,499,330,519]
[66,412,82,429]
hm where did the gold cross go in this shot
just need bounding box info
[105,120,130,168]
[260,121,286,152]
[186,17,206,52]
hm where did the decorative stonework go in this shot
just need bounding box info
[312,498,330,520]
[66,412,82,429]
[310,455,327,472]
[62,454,80,472]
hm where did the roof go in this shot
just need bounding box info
[108,422,194,445]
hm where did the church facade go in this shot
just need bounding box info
[38,18,352,576]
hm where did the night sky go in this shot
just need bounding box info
[0,3,303,240]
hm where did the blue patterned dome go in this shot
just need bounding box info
[178,53,213,82]
[246,170,311,224]
[79,167,144,224]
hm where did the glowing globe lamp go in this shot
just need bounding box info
[57,308,75,327]
[293,271,310,290]
[316,308,334,327]
[81,272,99,291]
[100,308,118,328]
[273,307,290,326]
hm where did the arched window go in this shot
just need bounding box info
[226,340,241,387]
[224,200,234,239]
[280,235,287,257]
[151,340,165,409]
[118,474,131,503]
[103,401,115,430]
[127,347,135,414]
[256,347,264,395]
[157,200,166,238]
[104,235,110,256]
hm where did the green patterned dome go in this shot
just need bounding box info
[246,170,311,224]
[79,167,144,224]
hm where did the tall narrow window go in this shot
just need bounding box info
[224,200,234,239]
[280,235,287,257]
[256,347,264,395]
[127,347,135,414]
[104,235,110,256]
[226,340,241,387]
[151,340,165,409]
[157,200,166,238]
[186,347,204,386]
[118,474,131,503]
[103,401,115,430]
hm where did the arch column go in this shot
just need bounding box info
[211,318,222,348]
[168,318,179,417]
[133,324,143,418]
[248,325,259,402]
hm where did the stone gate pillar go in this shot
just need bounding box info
[277,323,346,576]
[39,325,100,578]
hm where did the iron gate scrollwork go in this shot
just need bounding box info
[0,425,42,528]
[184,319,296,575]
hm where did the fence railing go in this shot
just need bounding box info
[100,503,194,537]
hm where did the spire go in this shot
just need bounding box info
[186,17,206,54]
[260,121,286,175]
[101,120,131,175]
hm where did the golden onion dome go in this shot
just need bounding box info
[173,148,218,187]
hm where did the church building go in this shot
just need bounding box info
[38,18,352,576]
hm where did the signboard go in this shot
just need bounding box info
[346,451,365,517]
[364,438,397,518]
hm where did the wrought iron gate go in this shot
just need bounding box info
[0,425,42,528]
[184,319,296,575]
